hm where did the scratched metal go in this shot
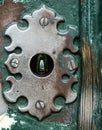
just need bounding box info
[4,5,78,120]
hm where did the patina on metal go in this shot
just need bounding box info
[4,5,78,120]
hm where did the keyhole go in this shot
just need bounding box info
[38,58,45,72]
[30,53,54,77]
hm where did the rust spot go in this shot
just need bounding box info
[0,0,23,33]
[49,110,67,123]
[0,0,23,54]
[0,0,23,83]
[0,36,5,58]
[0,71,4,87]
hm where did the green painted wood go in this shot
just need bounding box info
[0,0,101,130]
[79,0,102,130]
[0,0,81,130]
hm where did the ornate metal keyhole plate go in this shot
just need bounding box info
[4,5,78,120]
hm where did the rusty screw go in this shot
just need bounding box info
[67,59,76,71]
[10,58,19,68]
[35,100,45,110]
[40,17,49,27]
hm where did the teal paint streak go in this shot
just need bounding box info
[1,108,76,130]
[0,0,80,130]
[8,109,68,130]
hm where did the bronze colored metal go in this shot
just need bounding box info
[4,5,78,120]
[79,38,93,130]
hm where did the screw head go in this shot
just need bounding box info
[10,58,19,68]
[67,59,76,71]
[35,100,45,110]
[39,17,48,27]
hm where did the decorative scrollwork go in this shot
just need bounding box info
[4,5,78,120]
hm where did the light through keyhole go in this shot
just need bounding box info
[30,53,54,77]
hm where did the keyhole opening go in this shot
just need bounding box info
[30,53,54,77]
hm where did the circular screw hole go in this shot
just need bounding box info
[62,74,69,83]
[17,96,28,108]
[14,47,22,54]
[63,49,70,56]
[14,73,22,80]
[17,19,28,30]
[73,37,79,46]
[54,96,65,108]
[30,53,54,77]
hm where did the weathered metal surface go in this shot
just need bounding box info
[0,0,80,129]
[4,5,78,120]
[0,0,100,129]
[0,83,8,115]
[0,0,23,59]
[0,0,23,116]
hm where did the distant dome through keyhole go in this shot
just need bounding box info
[30,53,54,77]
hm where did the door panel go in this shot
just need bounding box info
[0,0,101,130]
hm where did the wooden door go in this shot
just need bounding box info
[0,0,101,130]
